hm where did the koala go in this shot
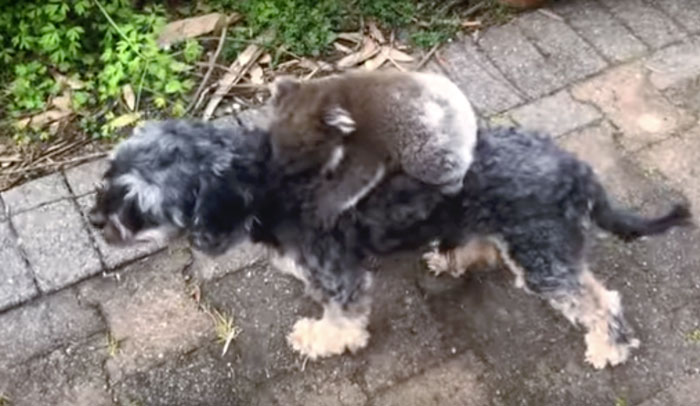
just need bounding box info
[267,70,478,229]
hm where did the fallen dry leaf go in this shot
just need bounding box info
[106,112,142,130]
[259,53,272,65]
[17,109,72,130]
[337,37,380,69]
[386,47,414,63]
[333,41,354,54]
[122,84,136,111]
[248,64,264,85]
[52,73,85,90]
[51,93,73,112]
[336,32,363,44]
[363,52,388,71]
[461,20,482,28]
[367,20,386,44]
[157,13,227,48]
[203,43,263,120]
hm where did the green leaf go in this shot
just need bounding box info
[164,79,182,94]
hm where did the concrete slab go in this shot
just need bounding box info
[557,121,671,208]
[636,124,700,218]
[64,159,109,196]
[515,11,607,83]
[599,0,685,49]
[77,248,210,384]
[188,240,268,281]
[0,336,113,406]
[12,199,102,292]
[368,352,487,406]
[1,173,70,214]
[0,221,37,311]
[478,21,563,99]
[571,62,695,152]
[0,289,103,368]
[652,0,700,34]
[553,0,648,63]
[510,89,601,137]
[112,347,252,406]
[439,36,524,115]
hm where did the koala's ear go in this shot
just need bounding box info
[269,76,300,106]
[323,106,356,135]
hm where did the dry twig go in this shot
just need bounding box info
[186,25,228,114]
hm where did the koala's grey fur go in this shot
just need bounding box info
[267,71,478,228]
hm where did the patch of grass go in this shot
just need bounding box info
[480,0,517,25]
[106,333,123,358]
[0,394,11,406]
[615,396,628,406]
[686,328,700,343]
[1,0,200,141]
[205,306,241,356]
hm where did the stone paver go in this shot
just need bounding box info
[439,37,524,115]
[254,365,368,406]
[0,336,113,406]
[369,352,487,406]
[0,288,103,367]
[478,21,563,99]
[12,199,102,292]
[553,0,648,63]
[77,248,211,384]
[515,11,607,83]
[1,173,70,214]
[64,159,108,196]
[636,124,700,217]
[645,37,700,112]
[0,221,37,311]
[599,0,685,49]
[76,193,165,269]
[638,375,700,406]
[510,89,601,137]
[113,347,252,406]
[646,38,700,91]
[652,0,700,34]
[572,62,695,152]
[3,1,700,404]
[188,240,268,281]
[557,121,667,208]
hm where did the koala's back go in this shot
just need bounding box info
[335,71,478,188]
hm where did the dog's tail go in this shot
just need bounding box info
[589,179,692,241]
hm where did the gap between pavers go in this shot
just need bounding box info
[0,288,104,368]
[77,247,212,385]
[11,199,103,293]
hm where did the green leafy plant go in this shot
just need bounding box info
[0,0,200,140]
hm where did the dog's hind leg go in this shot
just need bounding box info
[503,225,639,369]
[546,267,640,369]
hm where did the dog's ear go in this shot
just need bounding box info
[190,173,250,255]
[323,106,356,135]
[269,76,300,106]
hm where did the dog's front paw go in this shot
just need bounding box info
[423,251,449,276]
[287,316,369,360]
[584,331,640,369]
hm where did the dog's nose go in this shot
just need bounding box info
[88,211,106,229]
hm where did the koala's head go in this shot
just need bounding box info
[267,75,356,173]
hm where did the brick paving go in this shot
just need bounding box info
[1,1,700,404]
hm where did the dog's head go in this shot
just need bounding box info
[88,120,269,255]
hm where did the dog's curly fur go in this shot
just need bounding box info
[88,119,691,368]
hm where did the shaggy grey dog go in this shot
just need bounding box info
[88,119,691,368]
